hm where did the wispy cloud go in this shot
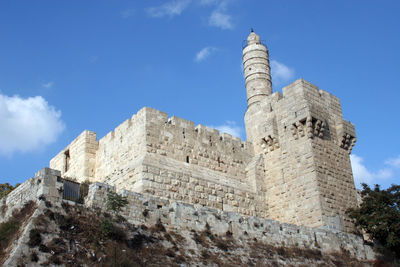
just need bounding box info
[270,60,295,86]
[121,8,135,19]
[204,0,234,30]
[147,0,191,18]
[0,94,65,156]
[195,46,217,62]
[42,81,54,89]
[210,121,242,139]
[385,155,400,168]
[350,154,395,188]
[145,0,234,30]
[209,10,233,30]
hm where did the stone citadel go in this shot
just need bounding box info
[49,30,358,232]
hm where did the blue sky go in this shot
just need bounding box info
[1,0,399,189]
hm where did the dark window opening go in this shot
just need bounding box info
[186,156,190,163]
[64,150,70,172]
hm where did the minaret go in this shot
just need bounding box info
[242,29,272,107]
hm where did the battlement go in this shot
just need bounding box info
[282,79,342,118]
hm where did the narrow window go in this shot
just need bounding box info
[64,150,70,172]
[186,156,190,163]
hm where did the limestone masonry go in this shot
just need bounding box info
[49,31,358,232]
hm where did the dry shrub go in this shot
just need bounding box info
[28,229,42,247]
[150,219,166,233]
[30,252,38,262]
[192,231,208,247]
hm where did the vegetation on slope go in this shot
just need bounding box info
[348,183,400,264]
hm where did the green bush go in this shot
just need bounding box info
[106,191,128,215]
[347,183,400,258]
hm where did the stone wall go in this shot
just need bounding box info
[94,110,148,182]
[140,154,267,217]
[0,168,62,224]
[85,182,374,261]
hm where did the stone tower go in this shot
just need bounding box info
[243,29,273,107]
[244,30,358,231]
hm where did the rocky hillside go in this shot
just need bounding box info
[1,197,374,267]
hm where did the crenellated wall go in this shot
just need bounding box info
[143,107,253,181]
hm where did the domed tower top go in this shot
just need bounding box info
[247,29,261,45]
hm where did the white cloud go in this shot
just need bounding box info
[121,9,135,19]
[42,81,54,88]
[270,60,295,86]
[147,0,191,18]
[209,10,233,30]
[0,94,65,156]
[350,154,394,187]
[204,0,233,30]
[385,155,400,168]
[210,121,242,139]
[195,46,217,62]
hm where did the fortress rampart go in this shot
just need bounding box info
[49,30,358,232]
